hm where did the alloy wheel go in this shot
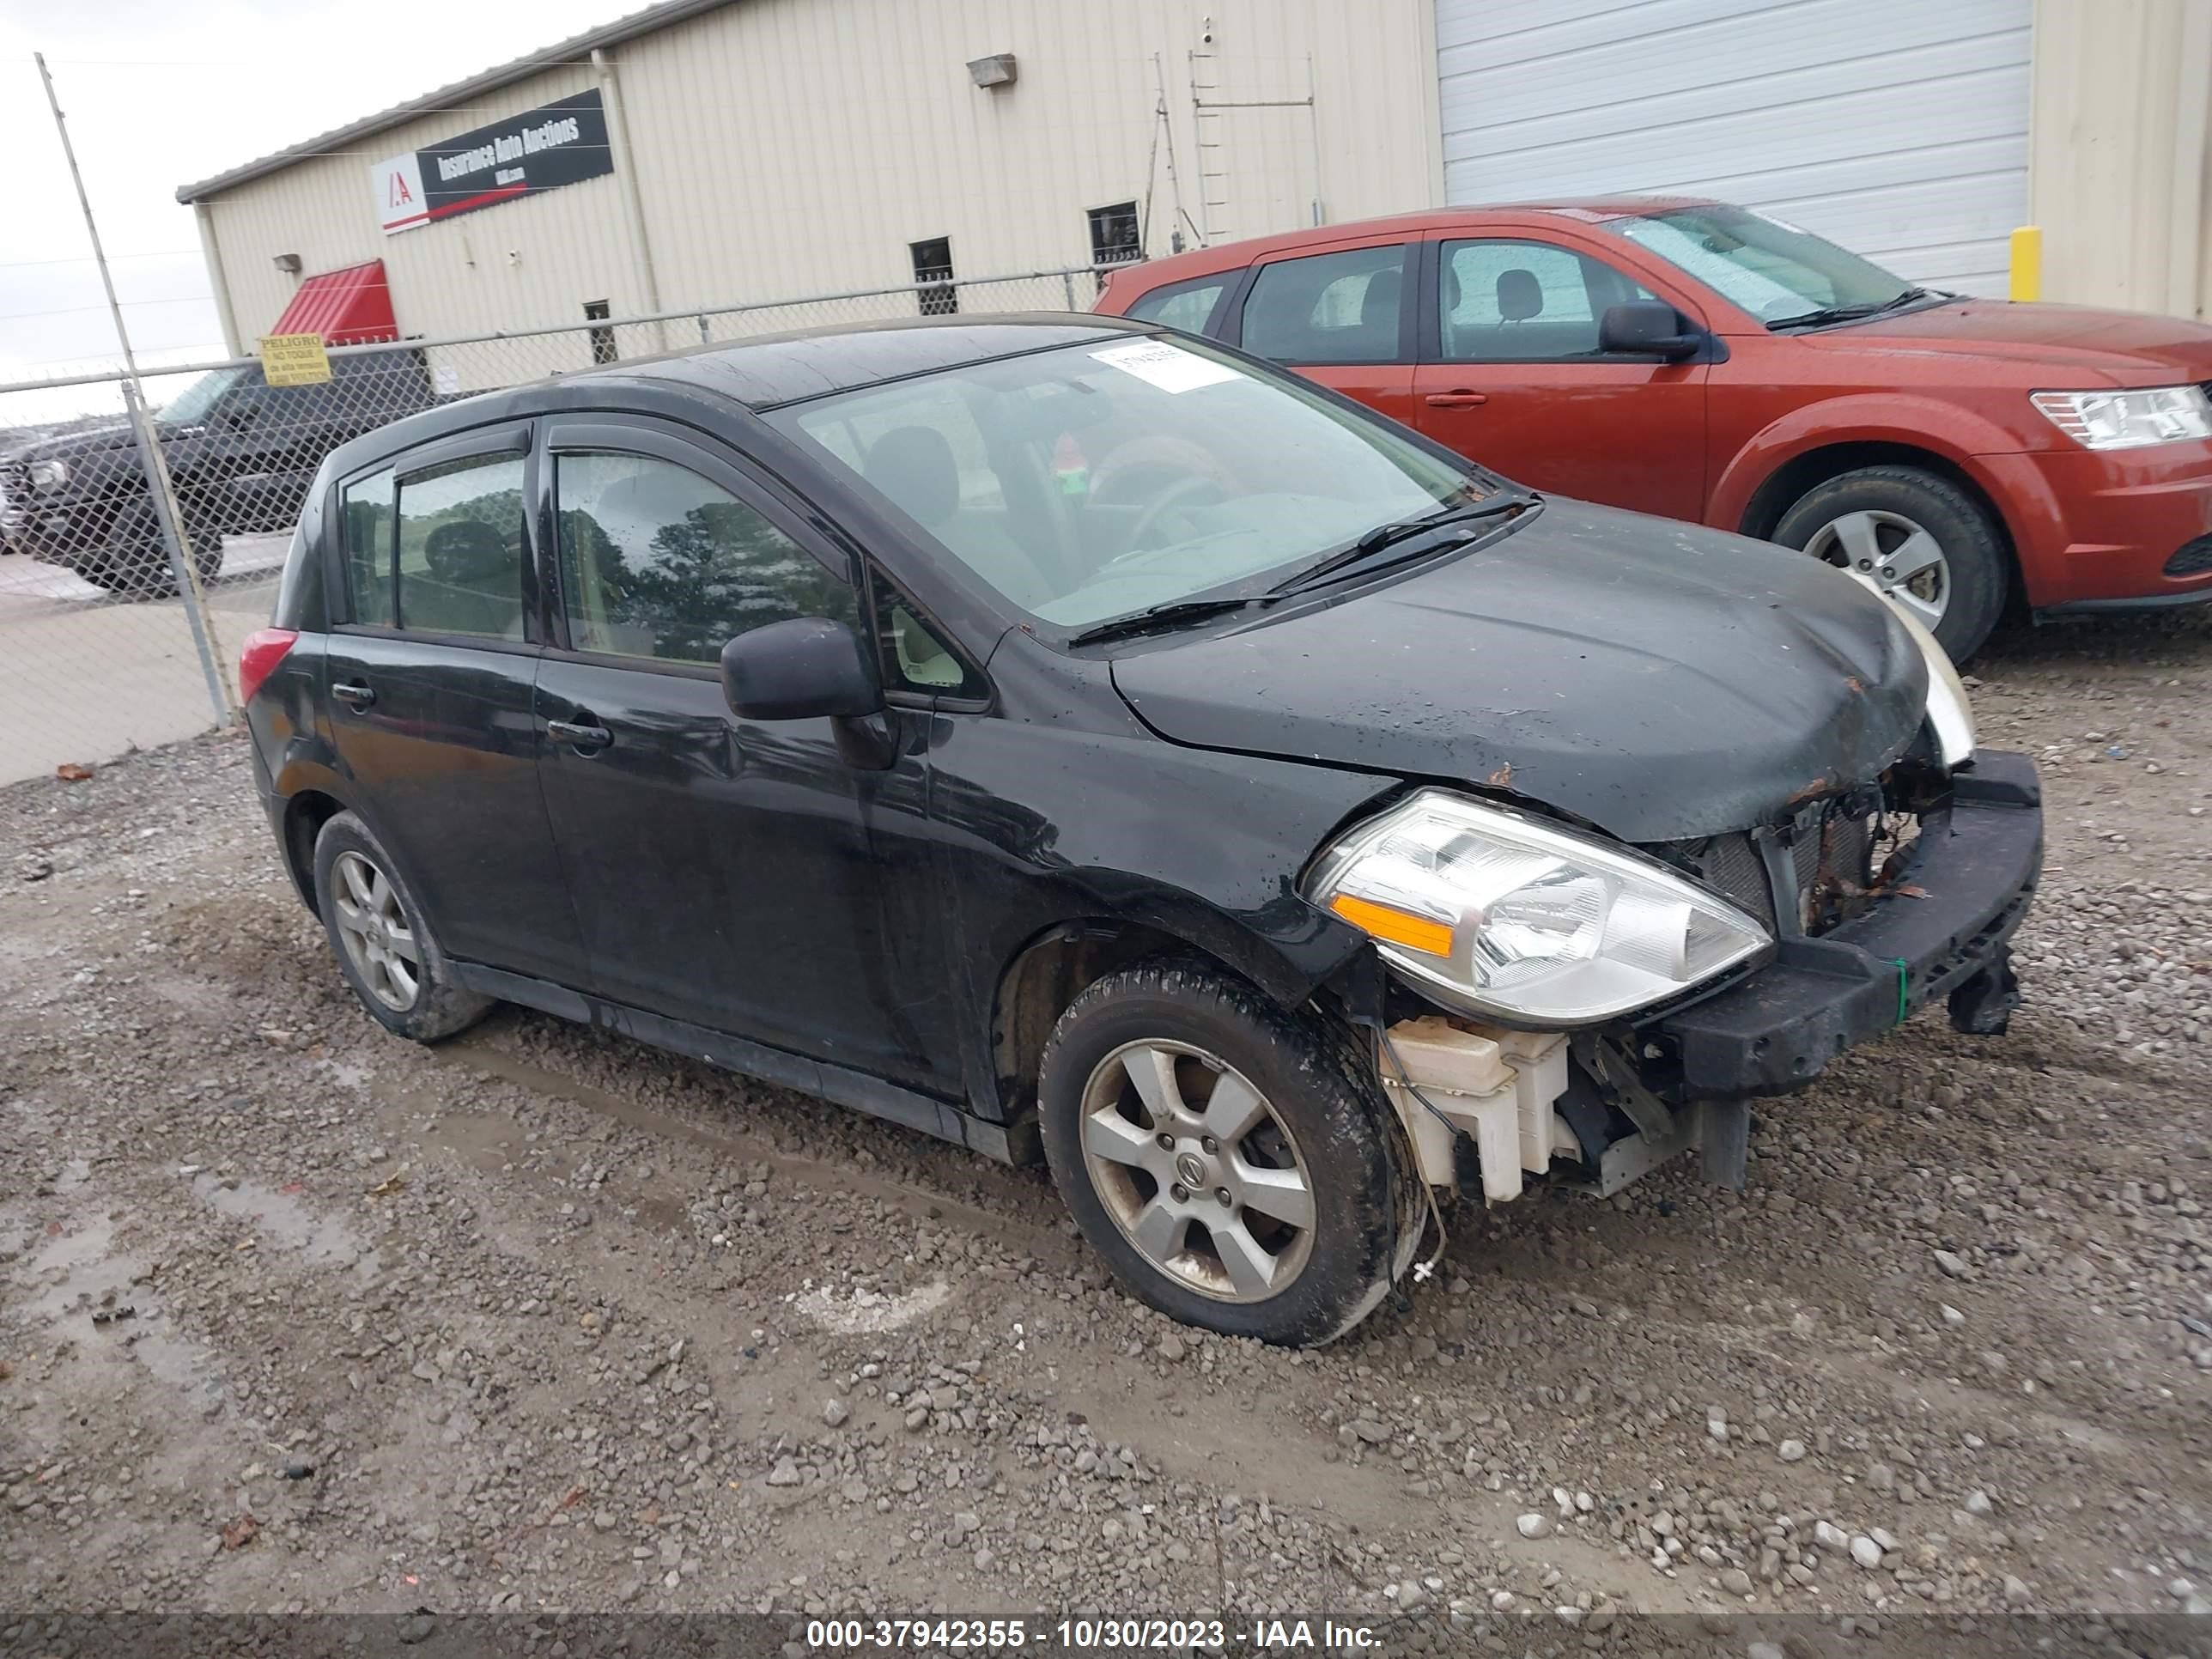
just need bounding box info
[1077,1039,1316,1302]
[330,849,421,1012]
[1805,507,1949,631]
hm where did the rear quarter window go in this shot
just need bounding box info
[339,469,396,626]
[1124,276,1231,335]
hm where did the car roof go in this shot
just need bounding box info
[1107,196,1721,290]
[319,313,1154,478]
[619,313,1152,406]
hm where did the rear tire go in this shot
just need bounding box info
[1037,961,1418,1346]
[1771,465,2008,662]
[313,811,492,1042]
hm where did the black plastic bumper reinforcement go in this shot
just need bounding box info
[1647,748,2042,1098]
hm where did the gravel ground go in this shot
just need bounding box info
[3,609,2209,1638]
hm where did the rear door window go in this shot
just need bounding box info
[395,453,528,638]
[1237,245,1408,365]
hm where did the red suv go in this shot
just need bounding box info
[1097,198,2212,659]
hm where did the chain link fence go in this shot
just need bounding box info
[0,266,1106,786]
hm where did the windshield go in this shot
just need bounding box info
[160,366,252,425]
[1614,205,1921,328]
[765,336,1486,629]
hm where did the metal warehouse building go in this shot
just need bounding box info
[177,0,2212,362]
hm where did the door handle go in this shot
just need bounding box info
[545,718,613,750]
[331,681,376,709]
[1425,390,1489,409]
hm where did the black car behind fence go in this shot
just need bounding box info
[1,349,442,598]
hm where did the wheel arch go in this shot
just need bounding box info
[274,781,422,923]
[279,787,348,911]
[985,906,1372,1164]
[1733,439,2025,610]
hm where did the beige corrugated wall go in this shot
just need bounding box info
[194,0,1442,350]
[2028,0,2212,317]
[200,59,636,356]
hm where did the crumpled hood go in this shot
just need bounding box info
[1109,500,1930,842]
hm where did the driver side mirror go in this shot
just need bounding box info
[720,617,883,722]
[1598,300,1701,362]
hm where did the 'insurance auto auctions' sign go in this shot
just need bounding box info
[369,89,613,235]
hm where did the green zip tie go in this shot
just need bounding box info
[1893,957,1910,1024]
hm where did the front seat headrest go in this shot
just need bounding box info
[866,426,960,526]
[1497,268,1542,322]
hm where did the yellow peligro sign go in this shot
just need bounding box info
[258,332,331,386]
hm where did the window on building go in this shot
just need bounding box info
[1087,201,1142,294]
[395,453,528,638]
[1238,244,1408,365]
[910,237,957,316]
[583,299,617,366]
[555,452,855,665]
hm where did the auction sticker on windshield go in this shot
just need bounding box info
[1091,339,1243,393]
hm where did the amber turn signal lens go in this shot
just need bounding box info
[1328,893,1455,957]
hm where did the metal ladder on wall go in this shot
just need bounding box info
[1186,48,1323,244]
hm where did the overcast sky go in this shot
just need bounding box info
[0,0,617,399]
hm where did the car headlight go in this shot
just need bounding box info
[2030,386,2212,450]
[1844,570,1975,768]
[28,459,69,490]
[1304,790,1771,1025]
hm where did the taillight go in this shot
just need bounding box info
[238,628,298,705]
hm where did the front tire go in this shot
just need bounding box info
[313,811,491,1042]
[76,504,223,599]
[1771,465,2008,661]
[1037,962,1417,1346]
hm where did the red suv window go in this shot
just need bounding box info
[1124,275,1231,334]
[1238,245,1408,365]
[1438,239,1654,362]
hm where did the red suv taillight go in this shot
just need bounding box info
[238,628,298,706]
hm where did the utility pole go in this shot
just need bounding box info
[36,52,234,726]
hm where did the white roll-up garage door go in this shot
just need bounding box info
[1435,0,2033,295]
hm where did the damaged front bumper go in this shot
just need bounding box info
[1376,749,2041,1201]
[1643,747,2041,1098]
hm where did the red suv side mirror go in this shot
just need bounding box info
[1599,300,1701,362]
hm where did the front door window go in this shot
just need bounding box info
[1437,240,1655,362]
[554,451,855,662]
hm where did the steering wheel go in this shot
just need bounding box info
[1119,473,1224,557]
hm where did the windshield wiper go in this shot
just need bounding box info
[1270,495,1532,595]
[1771,287,1933,331]
[1065,595,1264,647]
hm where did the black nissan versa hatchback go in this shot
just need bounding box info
[240,314,2042,1346]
